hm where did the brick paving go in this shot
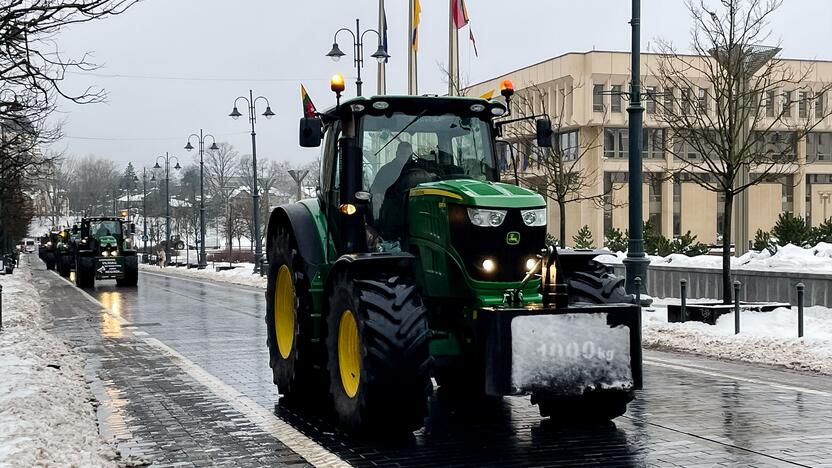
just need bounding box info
[34,265,832,467]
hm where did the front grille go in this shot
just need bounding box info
[448,204,546,282]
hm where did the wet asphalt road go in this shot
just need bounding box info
[35,264,832,467]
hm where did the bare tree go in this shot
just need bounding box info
[503,83,609,245]
[67,154,119,215]
[652,0,832,303]
[204,142,239,248]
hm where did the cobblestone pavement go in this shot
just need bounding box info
[34,264,832,467]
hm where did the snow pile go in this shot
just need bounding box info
[0,257,118,467]
[27,216,76,237]
[596,242,832,274]
[643,298,832,374]
[140,262,267,289]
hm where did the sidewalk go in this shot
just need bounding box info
[0,256,118,467]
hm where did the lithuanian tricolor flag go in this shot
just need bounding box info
[301,84,316,118]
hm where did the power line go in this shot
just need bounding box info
[64,131,248,142]
[66,71,337,83]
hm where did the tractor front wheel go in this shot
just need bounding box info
[326,273,431,432]
[75,257,95,288]
[265,227,317,402]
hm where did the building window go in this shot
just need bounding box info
[807,132,832,162]
[611,85,622,113]
[593,84,604,112]
[799,91,809,118]
[643,128,665,159]
[681,88,692,114]
[663,88,675,114]
[766,90,775,117]
[645,86,656,114]
[753,131,797,162]
[817,92,826,119]
[783,90,792,117]
[604,128,628,158]
[698,88,708,113]
[556,130,580,160]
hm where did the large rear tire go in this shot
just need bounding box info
[45,252,56,270]
[57,254,72,277]
[265,226,318,401]
[326,273,431,433]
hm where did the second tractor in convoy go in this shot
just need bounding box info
[70,216,138,288]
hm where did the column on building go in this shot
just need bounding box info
[795,134,807,218]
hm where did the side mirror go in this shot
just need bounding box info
[299,117,323,148]
[536,118,553,147]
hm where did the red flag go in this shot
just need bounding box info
[469,28,478,57]
[451,0,469,29]
[301,84,316,118]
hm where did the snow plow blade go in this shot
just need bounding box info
[477,303,642,397]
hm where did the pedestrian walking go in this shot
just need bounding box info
[159,248,166,268]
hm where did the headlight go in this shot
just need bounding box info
[102,251,109,257]
[467,208,507,227]
[481,258,497,273]
[80,239,87,244]
[521,208,547,227]
[46,241,52,247]
[525,257,538,272]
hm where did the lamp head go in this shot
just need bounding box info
[371,44,390,64]
[153,162,162,169]
[174,162,182,170]
[229,106,242,120]
[184,141,194,151]
[326,42,346,62]
[209,142,219,151]
[263,106,275,119]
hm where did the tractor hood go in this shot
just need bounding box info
[413,179,545,209]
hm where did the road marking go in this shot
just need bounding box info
[644,358,831,396]
[142,337,349,468]
[58,272,348,468]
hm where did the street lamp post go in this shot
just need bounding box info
[623,0,650,295]
[185,130,219,269]
[140,168,150,261]
[326,18,390,96]
[153,152,181,267]
[229,91,274,274]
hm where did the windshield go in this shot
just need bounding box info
[361,113,496,193]
[89,220,122,237]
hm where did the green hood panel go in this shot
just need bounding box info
[97,235,117,246]
[414,179,545,208]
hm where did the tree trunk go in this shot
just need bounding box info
[722,192,734,304]
[558,200,566,248]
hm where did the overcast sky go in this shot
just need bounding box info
[50,0,832,170]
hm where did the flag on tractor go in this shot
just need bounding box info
[479,89,495,100]
[301,85,316,118]
[452,0,469,29]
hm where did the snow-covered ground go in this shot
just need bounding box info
[644,297,832,374]
[597,242,832,274]
[140,262,267,289]
[0,256,119,467]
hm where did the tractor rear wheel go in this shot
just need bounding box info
[326,273,431,432]
[265,226,317,401]
[117,265,138,286]
[75,257,95,288]
[45,253,55,270]
[57,254,71,277]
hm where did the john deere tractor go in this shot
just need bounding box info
[40,232,59,270]
[72,216,138,288]
[55,228,75,278]
[264,84,641,432]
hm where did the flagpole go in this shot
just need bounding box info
[448,0,460,96]
[408,0,418,95]
[377,0,386,95]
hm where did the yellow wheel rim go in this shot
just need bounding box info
[275,265,295,360]
[338,309,361,398]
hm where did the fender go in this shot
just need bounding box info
[266,200,326,283]
[326,252,415,290]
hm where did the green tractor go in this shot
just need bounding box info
[264,89,641,433]
[40,232,58,270]
[72,217,138,288]
[55,228,75,278]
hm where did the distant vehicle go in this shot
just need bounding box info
[71,216,138,288]
[24,239,35,253]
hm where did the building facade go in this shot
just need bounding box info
[465,51,832,246]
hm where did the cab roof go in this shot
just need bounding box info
[324,95,506,122]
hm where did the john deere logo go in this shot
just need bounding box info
[506,231,521,245]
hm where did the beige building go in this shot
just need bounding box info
[465,50,832,246]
